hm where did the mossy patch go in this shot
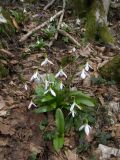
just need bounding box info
[100,55,120,82]
[0,64,9,78]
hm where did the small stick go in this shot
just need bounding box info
[19,10,63,42]
[48,0,66,47]
[58,29,81,47]
[44,0,56,10]
[0,48,15,58]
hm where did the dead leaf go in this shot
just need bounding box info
[97,144,120,160]
[0,138,8,146]
[0,111,8,117]
[30,143,43,154]
[11,16,20,31]
[0,96,5,110]
[0,123,15,135]
[65,149,78,160]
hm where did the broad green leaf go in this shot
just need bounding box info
[55,109,64,135]
[41,95,54,102]
[34,104,56,113]
[53,135,64,151]
[35,86,44,96]
[76,98,95,107]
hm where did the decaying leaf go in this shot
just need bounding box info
[97,144,120,160]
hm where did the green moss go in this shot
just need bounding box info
[98,25,114,43]
[0,64,9,78]
[72,0,114,44]
[100,55,120,82]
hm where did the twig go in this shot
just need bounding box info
[48,0,66,47]
[19,10,63,42]
[58,29,81,47]
[44,0,56,10]
[0,49,15,58]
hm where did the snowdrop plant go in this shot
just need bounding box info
[29,57,96,151]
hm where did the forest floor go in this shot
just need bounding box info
[0,1,120,160]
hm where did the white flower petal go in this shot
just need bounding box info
[44,80,49,90]
[85,62,93,71]
[28,101,37,109]
[41,58,54,66]
[85,124,91,136]
[30,71,40,82]
[71,110,76,117]
[55,72,60,78]
[55,69,67,78]
[70,102,75,112]
[41,59,48,66]
[85,62,89,71]
[80,69,87,79]
[24,84,28,90]
[50,88,56,97]
[79,125,85,131]
[60,82,64,90]
[47,59,54,65]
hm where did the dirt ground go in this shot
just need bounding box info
[0,1,120,160]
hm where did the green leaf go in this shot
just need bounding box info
[76,98,95,107]
[41,95,54,102]
[70,91,91,98]
[34,104,56,113]
[55,109,65,135]
[53,135,64,151]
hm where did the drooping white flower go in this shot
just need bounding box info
[44,80,49,90]
[30,70,40,82]
[76,18,81,25]
[72,47,76,52]
[70,101,81,117]
[24,84,28,90]
[59,81,64,90]
[44,88,56,97]
[23,8,27,13]
[55,69,67,78]
[85,62,93,71]
[50,17,54,22]
[28,101,37,109]
[44,79,54,90]
[80,69,89,79]
[0,13,7,23]
[79,124,91,136]
[41,58,54,66]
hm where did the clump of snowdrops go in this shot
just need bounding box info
[27,55,96,151]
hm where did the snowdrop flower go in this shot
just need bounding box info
[55,68,67,78]
[79,123,91,136]
[70,101,81,117]
[76,18,81,25]
[59,81,64,90]
[72,47,76,52]
[44,88,56,97]
[44,80,50,90]
[23,8,27,13]
[30,70,40,82]
[85,62,93,71]
[28,101,37,109]
[44,80,54,90]
[80,69,89,79]
[41,58,54,66]
[24,84,28,90]
[50,17,54,22]
[0,13,7,23]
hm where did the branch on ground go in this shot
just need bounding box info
[19,10,64,42]
[58,29,81,47]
